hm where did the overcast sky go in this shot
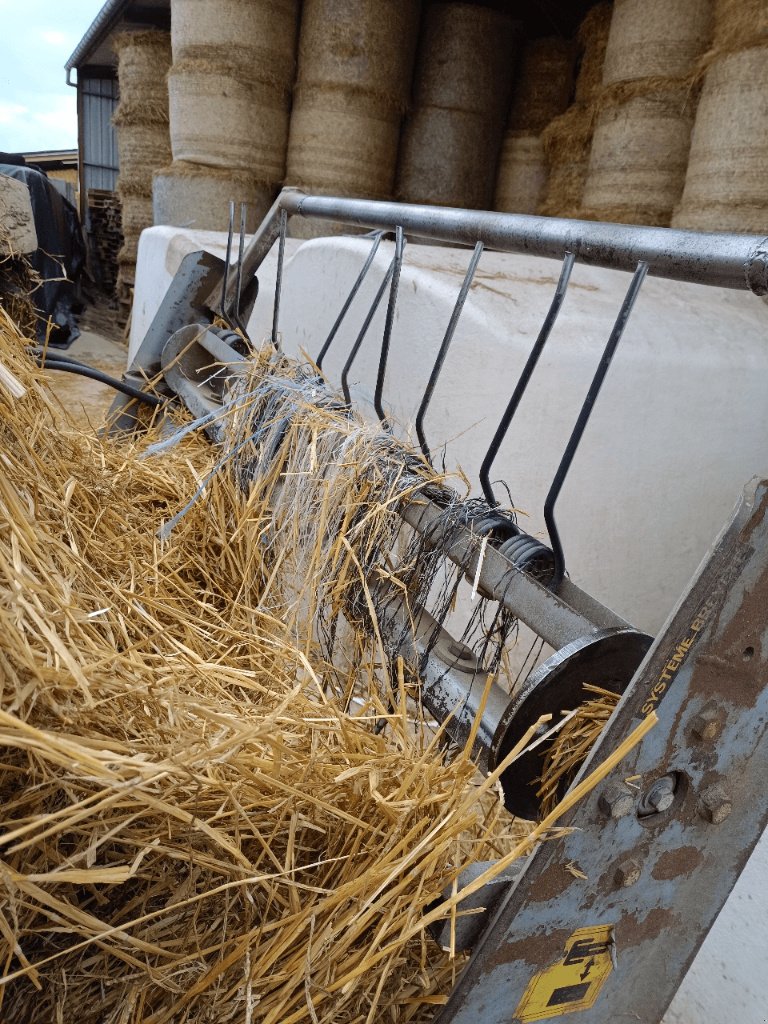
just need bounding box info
[0,0,104,153]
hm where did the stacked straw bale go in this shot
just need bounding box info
[538,3,612,218]
[581,0,713,226]
[673,0,768,232]
[285,0,420,239]
[397,3,520,210]
[153,162,275,233]
[158,0,298,231]
[494,37,575,214]
[113,31,172,321]
[0,298,651,1020]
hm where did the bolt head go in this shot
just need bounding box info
[691,704,722,743]
[649,789,675,813]
[698,782,732,824]
[598,783,634,819]
[614,860,641,888]
[639,774,678,816]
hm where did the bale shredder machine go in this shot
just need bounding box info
[103,190,768,1023]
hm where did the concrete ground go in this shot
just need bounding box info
[44,303,128,428]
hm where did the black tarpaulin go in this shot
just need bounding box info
[0,163,86,347]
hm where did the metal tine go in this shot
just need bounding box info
[233,201,247,332]
[479,251,576,506]
[271,208,288,351]
[415,240,484,462]
[544,260,649,590]
[316,230,385,372]
[219,199,236,321]
[340,256,396,406]
[373,225,405,428]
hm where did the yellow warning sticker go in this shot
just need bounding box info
[514,925,614,1022]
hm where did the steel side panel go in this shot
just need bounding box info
[438,480,768,1024]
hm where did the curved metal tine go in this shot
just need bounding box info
[544,260,649,590]
[219,199,236,321]
[232,201,248,337]
[270,208,288,351]
[415,240,484,462]
[340,256,396,406]
[479,250,576,507]
[316,230,385,372]
[373,225,405,428]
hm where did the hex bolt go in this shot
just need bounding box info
[598,782,635,819]
[638,774,677,817]
[698,782,732,824]
[614,860,641,888]
[691,703,721,743]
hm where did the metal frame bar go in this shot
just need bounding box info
[211,189,768,319]
[226,190,768,299]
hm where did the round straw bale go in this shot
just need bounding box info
[673,44,768,232]
[397,106,498,209]
[574,3,612,104]
[153,160,274,231]
[507,37,576,133]
[285,0,420,200]
[168,60,290,178]
[582,85,696,225]
[118,236,139,266]
[117,265,135,288]
[116,121,172,197]
[112,98,169,127]
[171,0,299,85]
[494,132,547,214]
[411,2,520,122]
[602,0,713,84]
[114,30,171,109]
[397,3,520,209]
[537,104,594,218]
[296,0,421,107]
[119,193,154,233]
[712,0,768,52]
[286,86,401,198]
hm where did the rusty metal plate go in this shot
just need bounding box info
[437,479,768,1024]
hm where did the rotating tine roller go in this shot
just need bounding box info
[108,191,768,1024]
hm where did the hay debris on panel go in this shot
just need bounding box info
[0,309,652,1022]
[537,686,621,819]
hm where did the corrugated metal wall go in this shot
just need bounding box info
[80,76,119,195]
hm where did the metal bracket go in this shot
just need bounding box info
[436,478,768,1024]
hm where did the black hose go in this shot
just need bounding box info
[31,353,165,409]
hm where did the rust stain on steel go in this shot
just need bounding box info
[523,861,575,903]
[652,845,703,881]
[482,925,573,974]
[621,907,678,947]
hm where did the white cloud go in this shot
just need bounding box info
[32,94,77,137]
[0,101,29,125]
[41,30,71,47]
[0,0,102,151]
[0,94,76,152]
